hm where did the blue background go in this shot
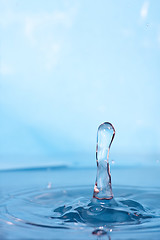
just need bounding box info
[0,0,160,169]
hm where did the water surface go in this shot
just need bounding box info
[0,166,160,239]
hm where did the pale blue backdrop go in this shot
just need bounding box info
[0,0,160,169]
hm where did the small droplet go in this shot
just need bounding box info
[92,228,107,236]
[111,160,115,164]
[47,182,52,189]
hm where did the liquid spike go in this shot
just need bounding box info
[93,122,115,200]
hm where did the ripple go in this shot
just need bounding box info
[0,185,160,239]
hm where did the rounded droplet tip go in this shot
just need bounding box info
[98,122,115,133]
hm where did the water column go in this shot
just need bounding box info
[93,122,115,200]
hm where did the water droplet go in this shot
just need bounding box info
[93,122,115,200]
[92,228,107,235]
[47,182,52,189]
[111,160,115,164]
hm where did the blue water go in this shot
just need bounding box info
[0,166,160,239]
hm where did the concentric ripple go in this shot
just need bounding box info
[0,185,160,239]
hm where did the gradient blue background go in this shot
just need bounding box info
[0,0,160,169]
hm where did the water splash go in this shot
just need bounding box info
[93,122,115,200]
[0,122,159,239]
[50,123,155,225]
